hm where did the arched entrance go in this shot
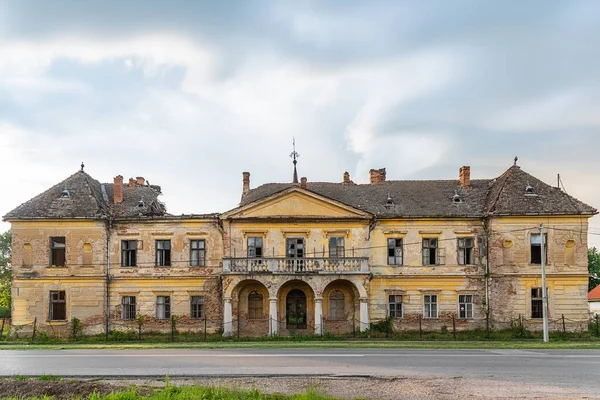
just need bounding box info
[286,289,307,329]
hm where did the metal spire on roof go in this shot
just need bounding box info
[290,137,299,184]
[514,156,518,166]
[80,161,85,172]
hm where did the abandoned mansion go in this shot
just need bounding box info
[3,159,597,337]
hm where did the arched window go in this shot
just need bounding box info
[248,291,263,320]
[329,290,345,320]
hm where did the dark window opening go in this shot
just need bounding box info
[286,238,304,258]
[247,237,263,258]
[388,238,403,265]
[121,240,137,267]
[49,290,66,320]
[329,237,345,258]
[388,294,403,318]
[156,296,171,319]
[190,239,205,267]
[458,238,474,265]
[286,289,307,329]
[50,237,66,267]
[422,238,438,266]
[156,240,171,267]
[122,296,136,320]
[530,234,548,264]
[531,288,546,319]
[191,296,205,319]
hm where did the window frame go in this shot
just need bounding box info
[531,287,545,319]
[422,238,438,266]
[328,290,345,320]
[190,296,205,319]
[458,237,474,265]
[247,237,263,258]
[387,238,403,266]
[190,239,206,267]
[49,290,66,321]
[155,240,171,267]
[423,294,438,319]
[156,295,171,320]
[458,294,473,319]
[121,296,137,320]
[248,291,263,320]
[388,294,403,318]
[328,237,345,258]
[121,240,137,268]
[50,237,66,267]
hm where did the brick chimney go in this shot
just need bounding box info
[459,166,471,188]
[113,175,123,204]
[242,172,250,195]
[369,168,386,184]
[300,177,307,189]
[343,171,352,184]
[136,177,145,186]
[128,178,136,188]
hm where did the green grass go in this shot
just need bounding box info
[36,375,61,381]
[2,385,341,400]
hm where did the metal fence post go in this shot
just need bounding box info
[596,314,599,337]
[32,317,37,341]
[452,314,456,340]
[1,319,5,338]
[204,317,207,340]
[562,314,566,334]
[419,315,422,339]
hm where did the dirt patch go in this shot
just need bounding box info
[0,379,131,400]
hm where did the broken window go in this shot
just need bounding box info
[50,237,66,267]
[190,240,205,267]
[423,294,438,318]
[156,296,171,320]
[388,238,403,265]
[49,290,66,321]
[422,238,438,266]
[190,296,205,319]
[458,238,474,265]
[122,296,136,320]
[329,290,345,320]
[458,294,473,319]
[247,237,263,258]
[248,291,263,320]
[329,237,345,258]
[530,234,548,264]
[156,240,171,267]
[531,288,546,319]
[121,240,137,267]
[388,294,403,318]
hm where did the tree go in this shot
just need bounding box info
[0,230,11,318]
[589,247,600,292]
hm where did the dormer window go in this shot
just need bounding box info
[60,189,71,199]
[138,199,145,208]
[453,190,461,203]
[525,183,535,194]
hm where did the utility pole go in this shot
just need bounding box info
[540,224,549,343]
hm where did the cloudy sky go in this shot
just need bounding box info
[1,0,599,245]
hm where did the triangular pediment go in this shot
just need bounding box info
[222,187,370,219]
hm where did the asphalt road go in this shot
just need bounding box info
[1,349,599,391]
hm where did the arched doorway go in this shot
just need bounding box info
[286,289,307,329]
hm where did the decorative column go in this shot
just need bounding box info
[359,297,369,332]
[223,297,233,337]
[314,296,323,336]
[269,297,278,336]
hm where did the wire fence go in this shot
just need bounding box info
[2,313,599,343]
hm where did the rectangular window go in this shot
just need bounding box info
[121,240,137,267]
[388,294,403,318]
[247,237,263,258]
[190,296,205,319]
[286,238,304,258]
[422,238,438,266]
[50,237,66,267]
[458,294,473,319]
[156,296,171,320]
[458,238,474,265]
[530,234,548,264]
[531,288,544,319]
[156,240,171,267]
[424,294,438,318]
[49,290,66,320]
[122,296,136,320]
[190,240,206,267]
[388,238,403,265]
[329,237,345,258]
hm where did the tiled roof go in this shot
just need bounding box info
[240,166,597,218]
[589,285,600,301]
[3,171,166,220]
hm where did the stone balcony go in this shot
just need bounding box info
[222,257,369,274]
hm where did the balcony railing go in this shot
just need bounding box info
[222,257,369,274]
